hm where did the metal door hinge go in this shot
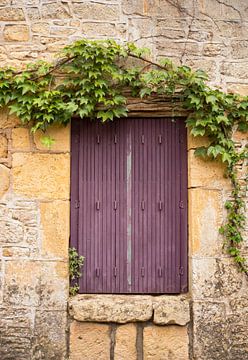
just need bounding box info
[179,267,184,276]
[179,201,184,209]
[141,267,145,277]
[75,200,80,209]
[96,268,101,277]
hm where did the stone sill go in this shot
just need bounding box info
[69,294,190,326]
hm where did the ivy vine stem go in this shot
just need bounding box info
[0,39,247,275]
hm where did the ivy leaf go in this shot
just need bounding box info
[194,147,207,158]
[40,135,55,149]
[191,127,205,137]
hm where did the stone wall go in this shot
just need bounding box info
[0,0,247,359]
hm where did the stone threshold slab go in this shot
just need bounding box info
[69,294,190,326]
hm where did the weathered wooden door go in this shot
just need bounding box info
[71,117,187,294]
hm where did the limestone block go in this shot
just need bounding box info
[0,108,20,129]
[82,22,116,37]
[32,310,67,359]
[50,26,76,36]
[4,260,68,308]
[221,61,248,80]
[31,22,50,35]
[193,301,228,360]
[227,84,248,97]
[153,295,190,326]
[187,132,210,150]
[0,164,10,198]
[72,2,119,21]
[69,295,153,323]
[188,149,230,189]
[114,323,137,360]
[69,322,110,360]
[203,43,227,57]
[40,201,69,258]
[2,246,30,257]
[12,128,30,151]
[122,0,147,15]
[12,153,70,200]
[0,307,33,359]
[0,220,24,244]
[4,260,40,306]
[0,134,8,158]
[41,2,71,19]
[4,25,29,42]
[192,258,220,300]
[157,40,199,58]
[231,40,248,59]
[0,7,24,21]
[26,7,40,21]
[188,189,223,257]
[39,261,68,309]
[33,124,70,152]
[143,325,189,360]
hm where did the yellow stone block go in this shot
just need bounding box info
[40,200,69,259]
[33,124,70,152]
[70,322,110,360]
[0,164,10,198]
[188,149,230,189]
[3,24,29,42]
[0,108,21,129]
[0,134,8,157]
[187,130,210,150]
[227,84,248,96]
[143,325,189,360]
[188,188,223,257]
[12,128,30,150]
[12,153,70,200]
[114,323,137,360]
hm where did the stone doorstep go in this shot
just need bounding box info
[69,294,190,326]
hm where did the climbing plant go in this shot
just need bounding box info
[0,39,247,275]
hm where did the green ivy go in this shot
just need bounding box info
[69,247,84,296]
[0,39,247,275]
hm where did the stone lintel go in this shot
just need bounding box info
[69,294,190,325]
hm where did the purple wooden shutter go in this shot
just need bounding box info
[71,117,188,294]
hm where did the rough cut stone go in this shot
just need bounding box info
[188,149,231,189]
[153,295,190,325]
[82,22,116,37]
[41,2,71,19]
[69,294,190,325]
[4,25,29,42]
[114,323,137,360]
[12,153,70,200]
[33,124,70,152]
[0,7,24,21]
[0,307,33,359]
[40,200,69,258]
[12,128,30,150]
[69,295,153,323]
[193,301,228,360]
[32,310,67,359]
[143,325,189,360]
[189,189,222,257]
[0,134,8,158]
[0,164,9,198]
[72,2,119,21]
[70,322,110,360]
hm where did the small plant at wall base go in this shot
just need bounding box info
[69,247,84,295]
[0,39,247,276]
